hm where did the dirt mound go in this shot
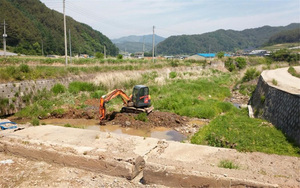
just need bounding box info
[105,111,188,129]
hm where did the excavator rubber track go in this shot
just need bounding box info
[121,106,154,114]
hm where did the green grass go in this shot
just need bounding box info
[218,160,239,169]
[152,73,232,119]
[134,113,149,122]
[288,66,300,78]
[191,109,300,156]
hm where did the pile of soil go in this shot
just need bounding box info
[105,111,188,129]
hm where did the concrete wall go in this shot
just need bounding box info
[250,76,300,145]
[0,75,93,116]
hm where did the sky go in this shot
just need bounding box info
[40,0,300,39]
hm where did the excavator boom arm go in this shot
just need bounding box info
[99,89,131,121]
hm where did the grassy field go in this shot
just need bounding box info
[4,56,299,157]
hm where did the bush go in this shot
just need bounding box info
[170,60,179,67]
[134,113,148,122]
[217,51,225,59]
[288,66,300,78]
[51,83,66,95]
[169,71,177,79]
[235,57,247,69]
[218,160,239,169]
[117,54,123,59]
[31,118,40,126]
[68,81,96,94]
[91,90,106,98]
[95,52,104,59]
[225,58,236,72]
[242,68,260,82]
[19,64,30,73]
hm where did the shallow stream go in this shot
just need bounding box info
[15,118,187,142]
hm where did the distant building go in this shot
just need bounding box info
[248,50,270,56]
[187,53,230,60]
[134,52,144,59]
[0,50,18,57]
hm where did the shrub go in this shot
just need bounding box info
[288,66,300,78]
[19,64,30,73]
[64,123,72,127]
[169,71,177,79]
[117,54,123,59]
[51,83,66,95]
[217,51,225,59]
[218,160,239,169]
[134,113,148,122]
[225,58,236,72]
[235,57,247,69]
[272,79,278,86]
[91,90,106,98]
[31,118,40,126]
[68,81,96,94]
[95,52,104,59]
[242,68,260,82]
[170,60,179,67]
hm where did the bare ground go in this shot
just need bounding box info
[0,152,164,188]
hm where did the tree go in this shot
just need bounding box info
[95,52,104,59]
[235,57,247,69]
[117,54,123,59]
[217,51,225,59]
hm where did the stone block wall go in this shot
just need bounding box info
[0,75,93,116]
[250,76,300,145]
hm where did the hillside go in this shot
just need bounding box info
[112,34,165,53]
[157,23,300,55]
[0,0,118,56]
[264,28,300,46]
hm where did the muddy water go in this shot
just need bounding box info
[17,118,187,142]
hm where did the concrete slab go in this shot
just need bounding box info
[1,125,299,187]
[144,141,300,187]
[0,125,158,180]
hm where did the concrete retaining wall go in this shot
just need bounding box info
[250,76,300,145]
[0,75,94,116]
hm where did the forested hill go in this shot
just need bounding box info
[157,23,300,55]
[264,28,300,46]
[0,0,118,56]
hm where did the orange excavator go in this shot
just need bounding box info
[99,85,154,123]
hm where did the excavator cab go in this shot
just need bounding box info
[131,85,151,108]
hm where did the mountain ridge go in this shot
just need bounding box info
[0,0,118,56]
[156,23,300,55]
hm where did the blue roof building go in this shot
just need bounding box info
[197,53,231,58]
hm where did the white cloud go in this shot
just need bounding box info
[41,0,300,38]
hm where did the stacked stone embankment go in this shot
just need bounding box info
[0,74,93,116]
[250,67,300,145]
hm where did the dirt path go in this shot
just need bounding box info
[262,66,300,94]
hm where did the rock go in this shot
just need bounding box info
[125,121,131,126]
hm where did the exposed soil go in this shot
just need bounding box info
[0,152,163,188]
[105,111,188,129]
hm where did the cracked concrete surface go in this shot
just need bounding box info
[1,125,299,187]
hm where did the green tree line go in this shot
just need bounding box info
[0,0,118,56]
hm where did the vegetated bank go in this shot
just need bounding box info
[3,55,300,157]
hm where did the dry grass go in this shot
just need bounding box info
[92,67,220,91]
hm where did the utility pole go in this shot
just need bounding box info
[63,0,68,66]
[69,29,72,64]
[2,20,7,58]
[143,36,145,52]
[104,45,106,59]
[152,26,155,63]
[41,40,44,56]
